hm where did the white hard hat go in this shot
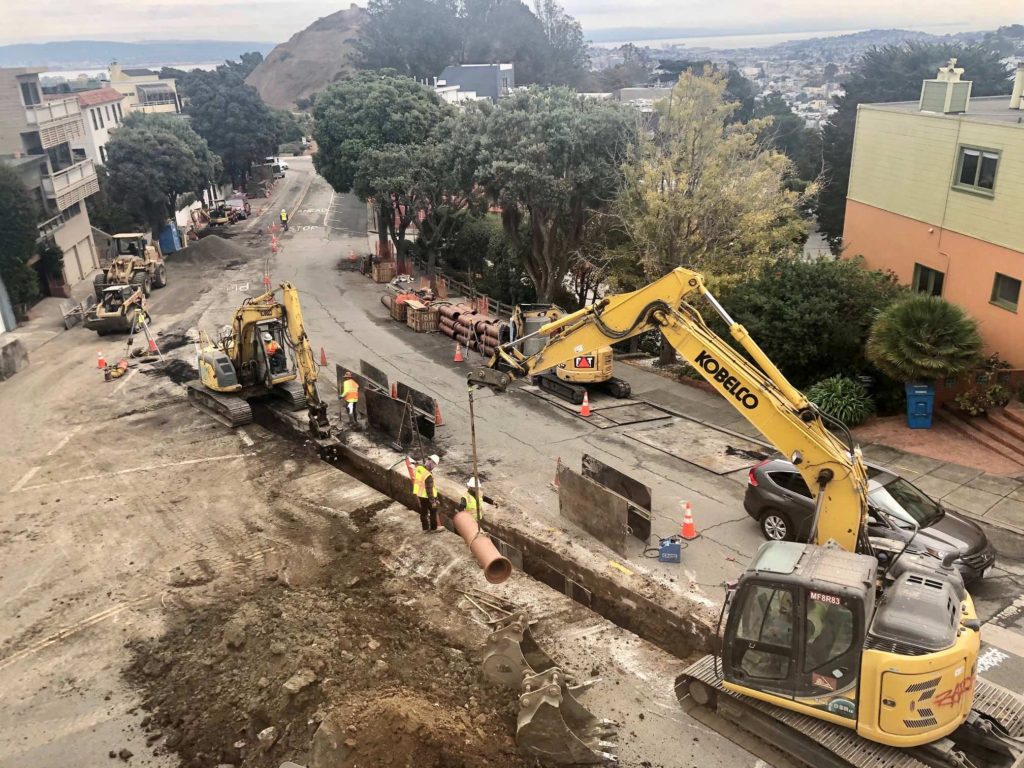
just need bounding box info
[429,454,440,465]
[281,208,286,213]
[467,477,478,489]
[262,332,273,341]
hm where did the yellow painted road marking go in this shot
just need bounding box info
[608,560,634,576]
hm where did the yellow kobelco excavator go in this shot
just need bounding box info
[510,304,630,404]
[470,267,1024,768]
[187,282,330,438]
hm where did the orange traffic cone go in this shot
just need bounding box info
[319,346,328,366]
[453,342,464,363]
[97,351,106,369]
[680,502,698,540]
[390,382,398,399]
[433,401,444,426]
[552,456,562,487]
[348,248,357,262]
[148,337,158,354]
[580,391,591,417]
[263,274,271,289]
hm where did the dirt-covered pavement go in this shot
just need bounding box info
[0,173,778,768]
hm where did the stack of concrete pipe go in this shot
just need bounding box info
[435,303,510,357]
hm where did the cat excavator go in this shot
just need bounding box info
[469,267,1024,768]
[187,282,331,439]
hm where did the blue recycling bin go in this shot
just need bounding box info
[905,383,935,429]
[158,223,182,254]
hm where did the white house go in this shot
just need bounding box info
[71,87,125,165]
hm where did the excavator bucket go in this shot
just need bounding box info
[479,611,557,688]
[516,668,618,764]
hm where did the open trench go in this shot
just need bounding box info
[253,403,718,666]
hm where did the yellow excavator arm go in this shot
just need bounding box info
[474,267,870,552]
[276,282,331,439]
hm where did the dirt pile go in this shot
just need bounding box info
[172,235,255,266]
[245,4,368,109]
[125,515,527,768]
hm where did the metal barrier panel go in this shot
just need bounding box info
[557,464,628,556]
[581,454,653,543]
[395,381,436,418]
[359,359,390,391]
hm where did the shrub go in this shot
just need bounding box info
[955,387,1009,417]
[806,375,875,426]
[866,295,982,382]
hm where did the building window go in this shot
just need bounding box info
[991,273,1021,312]
[105,105,112,121]
[912,264,945,297]
[117,103,124,120]
[955,147,999,192]
[20,81,41,106]
[95,107,104,128]
[99,145,107,164]
[90,108,99,130]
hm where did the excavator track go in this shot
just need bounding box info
[678,655,1024,768]
[534,372,586,405]
[272,380,307,411]
[603,377,631,399]
[186,382,253,428]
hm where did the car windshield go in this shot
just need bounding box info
[869,477,943,529]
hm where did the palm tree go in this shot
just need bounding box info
[866,295,982,382]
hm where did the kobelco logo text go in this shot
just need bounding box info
[694,350,759,410]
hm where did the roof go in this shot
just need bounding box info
[76,87,123,107]
[122,68,156,77]
[864,95,1024,126]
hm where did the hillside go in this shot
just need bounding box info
[0,40,275,69]
[245,4,368,109]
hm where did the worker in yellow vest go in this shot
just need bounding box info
[412,454,440,532]
[280,208,289,232]
[341,371,359,427]
[458,477,483,521]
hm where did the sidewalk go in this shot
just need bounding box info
[3,271,100,357]
[619,359,1024,536]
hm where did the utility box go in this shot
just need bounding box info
[905,383,935,429]
[158,223,182,254]
[658,537,682,564]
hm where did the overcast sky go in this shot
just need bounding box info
[1,0,1020,45]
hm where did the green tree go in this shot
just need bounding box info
[715,257,905,388]
[532,0,590,86]
[866,295,983,383]
[86,165,141,234]
[754,92,822,185]
[226,51,264,79]
[656,60,758,122]
[618,69,809,289]
[462,0,550,83]
[312,72,452,255]
[178,65,281,182]
[105,113,221,236]
[473,87,635,302]
[817,43,1011,248]
[354,0,462,79]
[0,164,41,306]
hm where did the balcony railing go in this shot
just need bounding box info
[25,97,84,149]
[41,158,98,210]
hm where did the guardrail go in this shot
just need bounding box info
[25,97,80,126]
[41,158,96,198]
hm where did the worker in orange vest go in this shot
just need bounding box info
[341,371,359,427]
[263,332,286,373]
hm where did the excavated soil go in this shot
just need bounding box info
[125,514,530,768]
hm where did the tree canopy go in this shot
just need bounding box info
[816,43,1012,248]
[473,87,635,302]
[312,72,453,253]
[0,164,41,306]
[617,69,809,286]
[655,60,758,122]
[354,0,589,86]
[177,63,284,181]
[105,113,221,235]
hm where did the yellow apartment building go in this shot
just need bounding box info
[843,61,1024,366]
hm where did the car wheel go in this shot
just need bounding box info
[760,510,795,542]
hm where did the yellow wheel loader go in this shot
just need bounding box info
[510,304,630,405]
[470,269,1024,768]
[187,283,331,439]
[94,233,167,299]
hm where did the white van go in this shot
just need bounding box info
[264,156,289,172]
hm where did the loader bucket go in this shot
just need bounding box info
[516,668,618,764]
[480,611,558,688]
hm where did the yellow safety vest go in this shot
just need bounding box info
[342,379,359,403]
[280,211,288,221]
[463,492,480,516]
[413,465,436,499]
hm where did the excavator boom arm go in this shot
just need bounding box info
[482,267,869,551]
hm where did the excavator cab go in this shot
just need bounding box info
[721,542,872,723]
[252,321,293,386]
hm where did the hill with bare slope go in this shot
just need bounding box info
[246,4,367,109]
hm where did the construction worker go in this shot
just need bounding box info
[413,454,440,532]
[459,477,483,520]
[341,371,359,427]
[280,208,289,232]
[263,332,286,373]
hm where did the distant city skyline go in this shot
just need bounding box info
[1,0,1019,46]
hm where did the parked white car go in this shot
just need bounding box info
[264,156,289,171]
